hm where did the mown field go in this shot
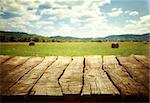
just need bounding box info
[0,42,149,56]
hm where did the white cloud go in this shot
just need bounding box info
[112,8,117,11]
[124,15,150,34]
[139,15,150,25]
[126,20,137,24]
[108,8,123,17]
[40,0,110,21]
[0,0,27,15]
[0,0,111,37]
[0,0,149,37]
[0,0,40,21]
[125,10,130,14]
[129,11,139,16]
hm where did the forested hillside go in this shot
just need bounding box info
[0,31,49,42]
[0,31,149,42]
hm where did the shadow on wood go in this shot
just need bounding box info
[1,95,149,103]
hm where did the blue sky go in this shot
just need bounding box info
[0,0,150,37]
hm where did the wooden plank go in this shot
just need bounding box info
[0,57,44,95]
[5,57,56,95]
[0,55,11,64]
[103,56,148,96]
[30,56,72,96]
[0,56,30,78]
[82,56,119,95]
[133,55,149,68]
[117,56,149,89]
[59,57,84,95]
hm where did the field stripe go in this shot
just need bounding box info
[30,56,72,96]
[59,57,84,95]
[82,56,119,95]
[103,56,148,96]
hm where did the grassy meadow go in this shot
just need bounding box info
[0,42,149,56]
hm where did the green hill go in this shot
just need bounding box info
[0,31,149,42]
[0,31,49,42]
[104,33,150,41]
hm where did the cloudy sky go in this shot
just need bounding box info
[0,0,150,37]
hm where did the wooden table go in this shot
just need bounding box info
[0,55,149,102]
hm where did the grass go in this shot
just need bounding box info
[0,42,149,56]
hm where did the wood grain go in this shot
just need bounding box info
[117,56,149,89]
[0,55,148,97]
[0,57,44,95]
[0,56,30,79]
[59,57,84,94]
[103,56,148,96]
[30,56,72,96]
[82,56,119,95]
[133,55,149,68]
[4,57,55,95]
[0,55,11,64]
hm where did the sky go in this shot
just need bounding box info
[0,0,150,38]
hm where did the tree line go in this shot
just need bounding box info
[0,31,149,42]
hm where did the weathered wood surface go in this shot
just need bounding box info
[5,57,56,95]
[0,56,30,79]
[59,57,84,94]
[103,56,148,96]
[0,55,149,97]
[133,55,149,68]
[0,57,44,94]
[30,56,72,96]
[117,56,149,89]
[82,56,119,95]
[0,55,11,64]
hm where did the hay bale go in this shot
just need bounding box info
[144,41,148,44]
[111,43,115,48]
[29,41,35,46]
[116,43,119,48]
[111,42,119,48]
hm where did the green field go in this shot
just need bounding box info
[0,42,149,56]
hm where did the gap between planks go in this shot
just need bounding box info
[0,55,149,97]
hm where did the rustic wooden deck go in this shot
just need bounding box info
[0,55,149,102]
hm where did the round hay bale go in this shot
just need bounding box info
[29,41,35,46]
[144,41,148,44]
[111,42,119,48]
[111,43,115,48]
[116,43,119,48]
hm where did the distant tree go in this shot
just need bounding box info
[32,37,39,42]
[10,36,16,42]
[0,35,7,42]
[26,37,31,42]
